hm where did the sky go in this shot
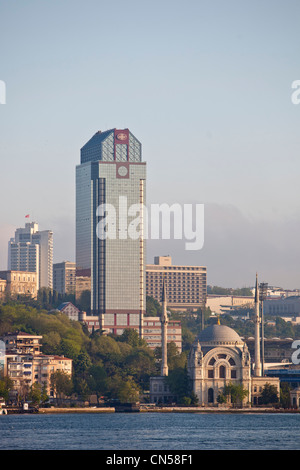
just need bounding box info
[1,0,300,288]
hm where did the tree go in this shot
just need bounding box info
[222,382,249,407]
[145,296,162,317]
[50,371,73,405]
[0,375,13,402]
[165,367,190,404]
[280,382,291,409]
[117,377,140,403]
[260,383,279,405]
[87,365,107,403]
[28,382,42,405]
[117,328,148,348]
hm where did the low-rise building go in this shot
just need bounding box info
[0,271,38,299]
[56,302,80,321]
[206,294,254,315]
[1,332,72,402]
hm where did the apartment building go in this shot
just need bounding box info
[2,332,72,401]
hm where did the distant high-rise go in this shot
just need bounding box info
[76,129,146,334]
[53,261,76,295]
[8,222,53,290]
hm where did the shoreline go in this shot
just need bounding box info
[38,406,300,414]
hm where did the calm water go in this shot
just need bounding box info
[0,412,299,450]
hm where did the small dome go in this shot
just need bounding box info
[197,324,243,345]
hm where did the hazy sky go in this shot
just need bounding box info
[1,0,300,288]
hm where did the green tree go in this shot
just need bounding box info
[87,365,107,403]
[260,383,279,405]
[0,375,14,402]
[165,367,191,404]
[50,371,73,405]
[28,382,42,405]
[145,296,162,317]
[117,328,148,348]
[222,382,249,406]
[280,382,291,409]
[117,377,140,403]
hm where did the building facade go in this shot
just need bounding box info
[79,312,182,351]
[75,268,91,301]
[187,323,280,407]
[53,261,76,295]
[143,317,182,351]
[0,271,38,299]
[146,256,207,311]
[76,129,146,335]
[264,296,300,317]
[57,302,80,322]
[8,222,53,290]
[2,332,72,400]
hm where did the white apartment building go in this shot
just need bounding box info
[8,222,53,290]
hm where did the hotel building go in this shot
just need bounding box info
[8,222,53,290]
[146,256,207,311]
[76,128,146,335]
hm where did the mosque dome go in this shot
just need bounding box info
[197,324,244,346]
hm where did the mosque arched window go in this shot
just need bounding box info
[219,365,226,378]
[229,358,236,366]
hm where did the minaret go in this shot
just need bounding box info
[161,276,169,377]
[254,273,262,376]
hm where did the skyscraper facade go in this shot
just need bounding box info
[76,129,146,334]
[8,222,53,290]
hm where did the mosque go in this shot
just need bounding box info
[150,275,280,407]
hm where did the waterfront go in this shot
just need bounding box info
[0,412,299,450]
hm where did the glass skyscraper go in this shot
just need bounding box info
[76,129,146,334]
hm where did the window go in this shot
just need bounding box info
[219,365,226,379]
[231,370,236,379]
[208,369,214,378]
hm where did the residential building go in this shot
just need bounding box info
[76,128,146,335]
[0,279,7,301]
[146,256,207,311]
[2,332,42,357]
[0,271,38,299]
[8,222,53,289]
[1,332,72,401]
[56,302,80,322]
[53,261,76,295]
